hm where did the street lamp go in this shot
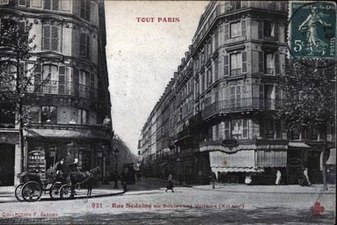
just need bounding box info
[114,148,119,189]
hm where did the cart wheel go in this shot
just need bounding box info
[49,183,62,199]
[15,184,24,202]
[22,181,42,202]
[60,184,72,199]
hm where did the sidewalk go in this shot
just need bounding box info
[193,183,336,194]
[145,177,336,194]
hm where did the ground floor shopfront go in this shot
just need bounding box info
[0,126,112,186]
[147,140,335,185]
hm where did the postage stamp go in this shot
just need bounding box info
[289,1,336,59]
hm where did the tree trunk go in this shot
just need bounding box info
[16,56,25,172]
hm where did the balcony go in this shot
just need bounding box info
[202,98,282,119]
[26,123,111,140]
[32,80,98,99]
[224,36,246,45]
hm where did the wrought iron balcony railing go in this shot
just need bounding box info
[32,80,98,99]
[202,98,283,119]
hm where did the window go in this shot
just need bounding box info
[264,21,272,37]
[58,66,73,95]
[265,53,274,74]
[230,21,241,38]
[0,0,9,5]
[80,0,91,21]
[231,119,249,139]
[41,106,57,123]
[230,53,241,75]
[42,25,60,51]
[224,121,231,139]
[18,0,30,7]
[31,0,42,8]
[61,0,71,11]
[44,0,58,10]
[77,109,87,124]
[80,33,90,58]
[79,70,89,98]
[42,64,58,94]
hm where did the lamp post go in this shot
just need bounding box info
[114,148,119,189]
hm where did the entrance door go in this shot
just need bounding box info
[0,144,15,186]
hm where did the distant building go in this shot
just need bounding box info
[0,0,112,185]
[138,1,335,185]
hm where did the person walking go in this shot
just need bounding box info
[275,170,282,185]
[210,172,216,189]
[165,174,174,192]
[303,167,311,186]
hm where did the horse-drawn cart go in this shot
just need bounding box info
[15,171,72,202]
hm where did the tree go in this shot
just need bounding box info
[0,17,36,172]
[277,59,335,190]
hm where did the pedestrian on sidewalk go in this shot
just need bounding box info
[165,174,174,192]
[209,172,216,189]
[301,167,311,186]
[275,170,282,185]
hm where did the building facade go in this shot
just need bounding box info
[0,0,113,185]
[138,1,335,185]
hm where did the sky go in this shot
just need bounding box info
[105,1,209,155]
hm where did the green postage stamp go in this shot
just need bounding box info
[289,1,336,59]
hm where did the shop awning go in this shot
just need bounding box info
[326,148,336,165]
[320,148,336,170]
[288,142,311,148]
[212,167,264,173]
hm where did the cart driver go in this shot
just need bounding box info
[54,158,65,175]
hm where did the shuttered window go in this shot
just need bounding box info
[224,55,229,76]
[42,25,59,51]
[274,23,279,41]
[80,33,90,58]
[258,21,263,39]
[241,19,246,37]
[34,64,42,92]
[242,51,247,73]
[258,52,264,72]
[58,66,65,94]
[224,23,230,41]
[275,53,280,74]
[80,0,91,21]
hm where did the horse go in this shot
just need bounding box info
[69,166,101,198]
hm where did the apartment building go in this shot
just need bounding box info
[0,0,113,185]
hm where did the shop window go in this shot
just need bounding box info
[42,25,60,51]
[41,106,57,123]
[44,0,58,10]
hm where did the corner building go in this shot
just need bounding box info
[139,1,334,184]
[0,0,112,185]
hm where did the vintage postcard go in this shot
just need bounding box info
[0,1,336,224]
